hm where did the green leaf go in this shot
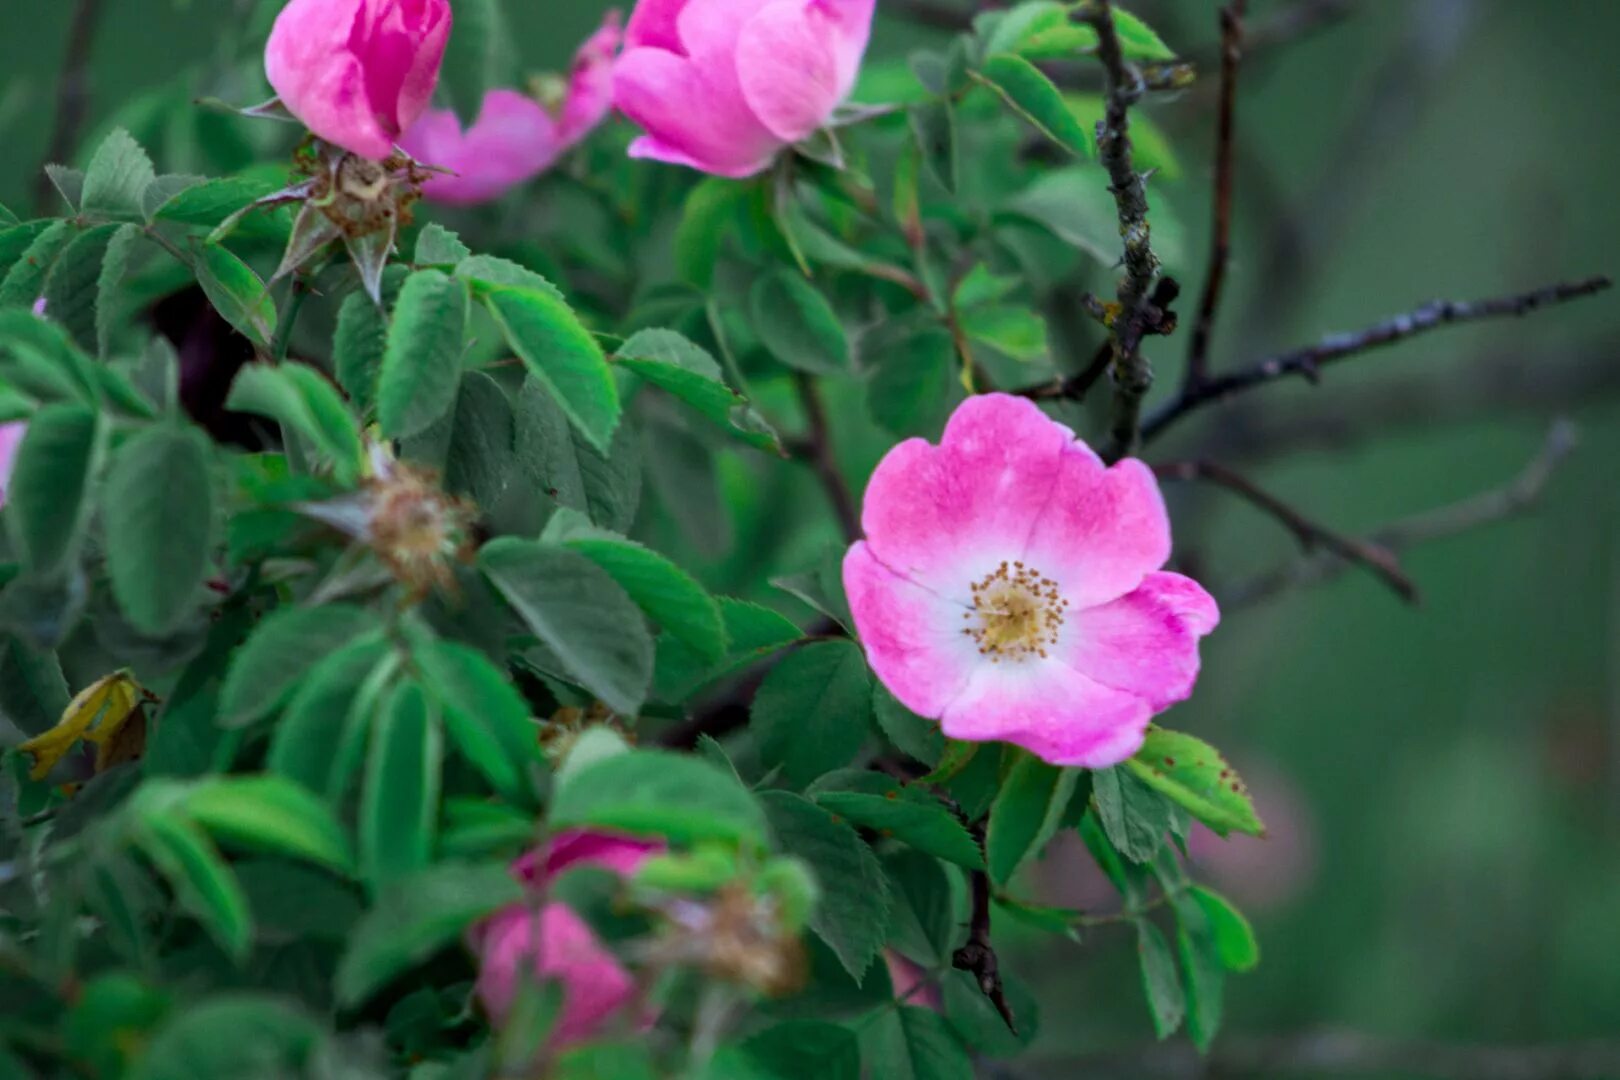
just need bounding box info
[80,128,156,222]
[909,101,959,194]
[980,2,1092,59]
[867,328,957,439]
[333,289,388,418]
[1170,888,1225,1050]
[815,782,983,869]
[268,636,393,800]
[1002,166,1185,268]
[750,271,850,374]
[872,686,946,767]
[360,679,443,891]
[134,811,251,959]
[542,508,727,661]
[1093,763,1173,863]
[336,860,524,1006]
[957,304,1048,362]
[653,596,803,702]
[551,747,767,849]
[452,254,565,299]
[415,223,472,268]
[740,1021,861,1080]
[218,603,376,727]
[869,1006,975,1080]
[761,792,889,981]
[413,638,540,803]
[1064,94,1180,178]
[179,775,354,874]
[883,848,956,966]
[1112,7,1177,61]
[224,362,365,484]
[378,268,468,439]
[40,223,123,352]
[985,753,1078,885]
[95,223,142,358]
[421,369,515,507]
[479,283,621,454]
[1135,919,1186,1038]
[4,402,103,576]
[479,538,654,716]
[975,54,1093,157]
[616,328,780,452]
[1189,885,1260,972]
[131,996,322,1080]
[1124,726,1265,838]
[515,377,640,531]
[195,243,276,348]
[152,173,285,227]
[751,640,873,788]
[0,219,74,309]
[674,177,749,289]
[101,424,214,635]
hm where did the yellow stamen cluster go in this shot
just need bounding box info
[962,560,1068,662]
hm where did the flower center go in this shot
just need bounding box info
[963,560,1068,662]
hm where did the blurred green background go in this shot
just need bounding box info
[5,0,1617,1073]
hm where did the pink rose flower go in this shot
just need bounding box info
[470,830,662,1047]
[265,0,452,161]
[844,394,1219,769]
[612,0,876,177]
[0,423,26,509]
[399,14,622,206]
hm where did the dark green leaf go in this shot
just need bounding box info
[750,271,849,374]
[867,329,957,439]
[195,243,276,347]
[439,0,504,125]
[740,1021,861,1080]
[1124,726,1265,837]
[152,174,285,227]
[414,637,540,803]
[1135,919,1185,1038]
[909,102,959,194]
[333,289,388,418]
[101,424,214,634]
[80,128,156,222]
[378,268,468,439]
[267,636,393,800]
[217,603,376,727]
[360,679,442,890]
[133,810,251,959]
[872,686,946,768]
[4,402,103,576]
[514,377,640,531]
[752,640,873,788]
[131,996,321,1080]
[551,748,767,849]
[616,328,780,452]
[415,223,472,268]
[761,791,889,981]
[985,753,1078,884]
[41,223,123,352]
[1171,888,1225,1050]
[815,778,982,869]
[224,362,365,484]
[479,538,654,715]
[868,1006,974,1080]
[480,283,620,454]
[1094,764,1173,863]
[0,219,74,309]
[95,223,142,357]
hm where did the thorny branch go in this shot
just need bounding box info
[1142,277,1613,444]
[952,822,1018,1035]
[1183,0,1247,390]
[1223,420,1577,609]
[1075,0,1163,463]
[1154,459,1416,603]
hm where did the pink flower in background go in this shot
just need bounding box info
[471,830,662,1047]
[265,0,452,161]
[844,394,1218,768]
[613,0,876,177]
[400,14,622,205]
[1187,757,1317,911]
[0,423,26,509]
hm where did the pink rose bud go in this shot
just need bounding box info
[844,394,1219,769]
[399,13,622,206]
[265,0,452,161]
[470,830,662,1047]
[613,0,876,177]
[0,423,26,510]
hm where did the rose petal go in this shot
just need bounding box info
[1063,571,1219,710]
[474,904,637,1047]
[624,0,690,52]
[613,45,783,177]
[1023,452,1171,610]
[558,11,625,147]
[735,1,845,142]
[939,657,1154,769]
[400,91,561,205]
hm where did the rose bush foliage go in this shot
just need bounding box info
[0,1,1270,1076]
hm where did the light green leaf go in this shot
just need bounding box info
[479,538,654,715]
[80,128,156,222]
[101,425,214,635]
[1124,726,1264,837]
[133,811,251,960]
[360,679,443,891]
[752,640,873,788]
[179,775,354,874]
[550,748,767,849]
[195,243,276,348]
[333,288,389,418]
[413,637,540,803]
[4,402,104,576]
[224,362,365,484]
[414,223,472,268]
[218,603,376,727]
[985,753,1078,885]
[0,219,74,309]
[268,636,393,801]
[750,271,850,374]
[761,791,889,981]
[957,304,1048,362]
[378,268,468,439]
[975,54,1093,157]
[1112,7,1177,61]
[616,328,780,453]
[1189,885,1260,972]
[152,174,286,227]
[1064,94,1181,179]
[479,283,620,454]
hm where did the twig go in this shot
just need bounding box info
[1142,277,1613,444]
[1183,0,1247,390]
[1224,421,1576,608]
[1076,0,1163,463]
[1155,459,1416,603]
[35,0,105,214]
[790,373,861,543]
[1021,280,1180,403]
[953,824,1017,1035]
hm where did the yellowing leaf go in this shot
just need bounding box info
[17,670,144,780]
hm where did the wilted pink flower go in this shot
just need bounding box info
[471,830,662,1047]
[844,394,1218,768]
[613,0,876,177]
[0,423,26,509]
[399,14,622,205]
[265,0,452,161]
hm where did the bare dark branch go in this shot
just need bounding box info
[35,0,105,214]
[790,373,861,544]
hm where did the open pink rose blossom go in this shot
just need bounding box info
[844,394,1219,768]
[470,830,662,1047]
[613,0,876,177]
[400,13,623,205]
[265,0,452,161]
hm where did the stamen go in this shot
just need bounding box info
[961,561,1066,661]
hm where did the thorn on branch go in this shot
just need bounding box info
[954,856,1019,1035]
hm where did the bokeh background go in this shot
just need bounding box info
[5,1,1618,1074]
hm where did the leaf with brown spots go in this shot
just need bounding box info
[1123,727,1265,838]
